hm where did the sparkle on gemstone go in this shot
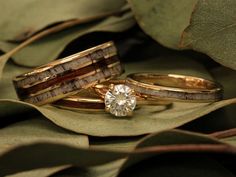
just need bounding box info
[105,84,136,117]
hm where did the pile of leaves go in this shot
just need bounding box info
[0,0,236,176]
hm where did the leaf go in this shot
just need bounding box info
[119,153,236,177]
[50,159,126,177]
[210,128,236,147]
[127,0,197,49]
[223,136,236,147]
[0,129,235,176]
[7,166,70,177]
[0,10,135,69]
[209,67,236,130]
[1,57,236,136]
[0,118,89,150]
[90,137,141,152]
[118,130,236,177]
[51,130,236,177]
[0,0,128,41]
[211,67,236,99]
[180,0,236,70]
[0,143,126,176]
[0,118,88,176]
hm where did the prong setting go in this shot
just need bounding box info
[104,84,136,117]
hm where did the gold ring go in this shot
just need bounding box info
[13,41,123,105]
[92,79,171,117]
[53,90,105,112]
[91,72,222,117]
[53,73,222,117]
[52,84,170,117]
[126,73,223,102]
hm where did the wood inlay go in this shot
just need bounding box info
[16,55,120,98]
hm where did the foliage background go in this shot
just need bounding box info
[0,0,236,176]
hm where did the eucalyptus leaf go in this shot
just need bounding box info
[51,131,236,177]
[118,130,236,177]
[0,119,89,151]
[119,153,235,177]
[210,67,236,129]
[0,142,126,176]
[0,129,235,176]
[3,100,236,137]
[0,118,88,176]
[1,57,236,136]
[223,136,236,147]
[0,11,135,67]
[119,130,222,171]
[127,0,197,49]
[210,128,236,147]
[50,159,126,177]
[90,137,141,152]
[0,0,127,41]
[128,0,236,70]
[8,166,70,177]
[180,0,236,70]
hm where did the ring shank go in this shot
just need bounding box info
[126,73,223,102]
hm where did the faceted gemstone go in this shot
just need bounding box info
[105,84,136,117]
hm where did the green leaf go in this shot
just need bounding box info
[118,130,236,177]
[7,166,70,177]
[90,137,141,152]
[0,118,88,150]
[0,118,88,176]
[0,129,235,176]
[0,0,128,41]
[223,136,236,147]
[52,130,236,177]
[0,143,126,176]
[50,159,126,177]
[210,67,236,129]
[127,0,197,49]
[180,0,236,70]
[0,11,135,67]
[119,154,235,177]
[1,57,236,136]
[119,130,222,171]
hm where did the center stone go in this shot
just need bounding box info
[105,84,136,117]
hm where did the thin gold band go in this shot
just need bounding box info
[53,94,105,112]
[52,73,222,115]
[126,73,223,102]
[52,89,170,113]
[93,80,171,105]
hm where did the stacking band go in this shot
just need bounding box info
[53,92,105,112]
[53,80,171,117]
[13,41,123,105]
[126,73,223,102]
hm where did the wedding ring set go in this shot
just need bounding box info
[13,41,223,117]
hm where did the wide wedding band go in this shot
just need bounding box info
[13,41,123,105]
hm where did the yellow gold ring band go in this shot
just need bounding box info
[13,41,123,105]
[126,73,223,102]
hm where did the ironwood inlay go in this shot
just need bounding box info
[54,100,105,110]
[16,55,120,98]
[23,64,123,105]
[13,42,116,88]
